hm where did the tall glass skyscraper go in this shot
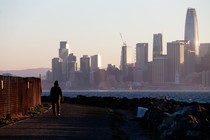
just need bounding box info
[120,45,133,82]
[167,41,185,84]
[153,33,163,58]
[184,8,199,56]
[136,43,148,69]
[91,54,102,72]
[59,41,70,60]
[120,45,133,70]
[59,41,70,81]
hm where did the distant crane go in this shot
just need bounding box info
[119,33,127,46]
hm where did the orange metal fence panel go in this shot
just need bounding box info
[0,75,42,117]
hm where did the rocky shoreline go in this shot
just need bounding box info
[42,96,210,139]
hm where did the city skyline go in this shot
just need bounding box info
[0,0,210,70]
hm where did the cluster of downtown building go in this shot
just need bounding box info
[46,8,210,90]
[47,41,109,89]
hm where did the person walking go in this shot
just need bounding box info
[50,81,63,116]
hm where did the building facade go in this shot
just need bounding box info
[67,53,77,86]
[120,45,133,82]
[136,43,148,69]
[80,55,90,73]
[152,56,168,84]
[59,41,70,81]
[52,57,62,81]
[183,39,197,75]
[167,41,185,84]
[153,33,163,58]
[80,55,90,87]
[91,54,102,72]
[199,43,210,57]
[134,43,148,82]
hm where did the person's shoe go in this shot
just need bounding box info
[57,114,61,116]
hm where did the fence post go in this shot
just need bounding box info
[8,76,11,115]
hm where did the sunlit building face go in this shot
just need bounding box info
[184,8,199,56]
[91,54,102,71]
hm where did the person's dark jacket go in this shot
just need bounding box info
[50,85,62,102]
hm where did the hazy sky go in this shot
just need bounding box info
[0,0,209,70]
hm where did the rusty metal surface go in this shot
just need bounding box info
[0,75,41,117]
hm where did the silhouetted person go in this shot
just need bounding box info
[50,81,63,116]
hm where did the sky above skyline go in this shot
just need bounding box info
[0,0,210,70]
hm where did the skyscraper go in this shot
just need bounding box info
[80,55,90,74]
[90,54,102,86]
[120,45,133,69]
[59,41,70,81]
[152,56,168,84]
[120,45,133,81]
[184,8,199,56]
[59,41,70,59]
[67,53,77,82]
[52,57,62,81]
[153,33,163,58]
[134,43,148,82]
[91,54,102,72]
[80,55,90,87]
[136,43,148,69]
[167,41,185,84]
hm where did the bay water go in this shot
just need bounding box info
[42,90,210,103]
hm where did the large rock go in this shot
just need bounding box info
[143,109,165,130]
[158,103,210,139]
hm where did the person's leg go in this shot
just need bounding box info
[57,97,61,116]
[52,101,56,116]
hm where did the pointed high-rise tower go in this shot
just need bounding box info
[184,8,199,56]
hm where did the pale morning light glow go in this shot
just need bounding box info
[0,0,209,70]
